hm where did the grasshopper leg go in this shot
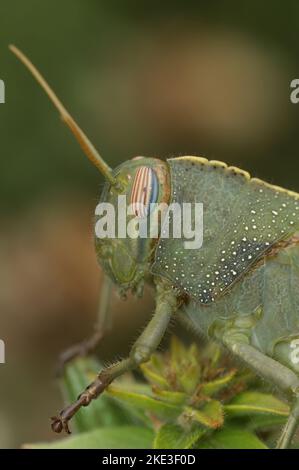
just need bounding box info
[51,281,178,433]
[223,339,299,449]
[56,276,113,375]
[276,398,299,449]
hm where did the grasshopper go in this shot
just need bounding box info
[10,45,299,448]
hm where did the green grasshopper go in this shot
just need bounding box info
[10,45,299,448]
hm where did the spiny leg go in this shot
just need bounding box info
[223,338,299,449]
[57,276,113,374]
[51,280,178,434]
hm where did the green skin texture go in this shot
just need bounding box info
[184,241,299,371]
[152,157,299,372]
[54,156,299,448]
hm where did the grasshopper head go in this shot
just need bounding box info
[9,46,171,296]
[95,157,170,296]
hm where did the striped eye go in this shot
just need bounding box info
[130,166,159,218]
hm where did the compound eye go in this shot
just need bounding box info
[130,166,159,218]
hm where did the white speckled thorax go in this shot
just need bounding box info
[151,156,299,305]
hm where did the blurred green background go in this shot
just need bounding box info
[1,0,299,448]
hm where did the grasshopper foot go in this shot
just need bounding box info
[51,416,71,434]
[50,375,112,433]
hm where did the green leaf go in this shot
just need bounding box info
[224,391,289,417]
[150,353,165,374]
[183,400,223,429]
[153,388,188,405]
[25,426,154,449]
[244,414,287,431]
[170,336,187,364]
[177,363,201,394]
[154,424,205,449]
[140,363,169,388]
[62,357,131,432]
[197,425,268,449]
[107,385,181,420]
[200,369,237,396]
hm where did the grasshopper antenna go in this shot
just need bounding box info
[9,44,117,187]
